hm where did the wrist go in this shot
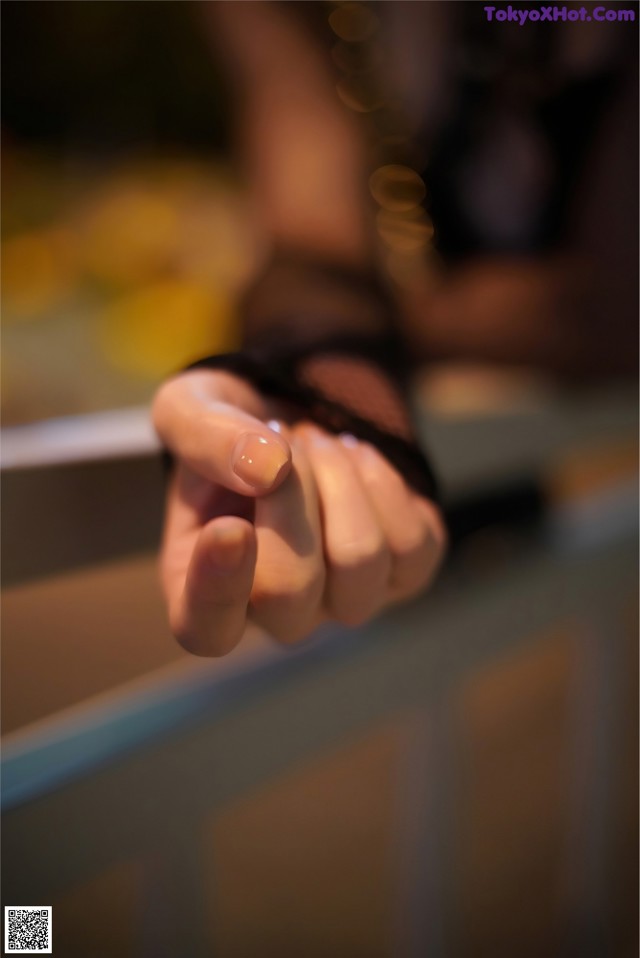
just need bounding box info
[295,352,414,441]
[240,245,398,348]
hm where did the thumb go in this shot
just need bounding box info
[152,370,292,495]
[171,516,258,657]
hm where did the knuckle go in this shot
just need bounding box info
[330,536,389,578]
[391,536,445,598]
[251,564,324,612]
[360,453,406,495]
[392,531,429,567]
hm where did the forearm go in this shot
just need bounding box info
[205,0,376,268]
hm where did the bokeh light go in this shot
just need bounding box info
[369,164,427,213]
[99,278,237,380]
[328,3,379,43]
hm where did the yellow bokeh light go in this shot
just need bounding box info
[80,186,180,287]
[336,76,385,114]
[329,3,379,43]
[99,279,239,379]
[376,208,435,251]
[1,228,78,318]
[369,164,426,213]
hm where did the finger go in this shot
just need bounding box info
[164,515,257,657]
[297,425,390,626]
[162,463,254,554]
[340,437,446,600]
[152,370,292,496]
[250,429,326,643]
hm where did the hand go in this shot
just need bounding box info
[152,368,446,657]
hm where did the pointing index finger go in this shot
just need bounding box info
[152,370,292,496]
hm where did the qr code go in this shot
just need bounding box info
[4,907,52,954]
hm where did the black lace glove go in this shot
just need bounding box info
[163,249,440,503]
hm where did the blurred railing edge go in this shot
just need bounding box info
[1,530,636,905]
[2,494,637,816]
[0,406,160,470]
[1,388,637,587]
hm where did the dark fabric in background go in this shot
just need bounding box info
[1,0,229,153]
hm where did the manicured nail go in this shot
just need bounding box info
[233,433,289,489]
[339,432,359,449]
[266,419,282,434]
[210,523,246,573]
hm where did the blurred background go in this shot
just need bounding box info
[1,2,638,957]
[1,1,247,424]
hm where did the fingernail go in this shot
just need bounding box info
[266,419,282,434]
[210,523,246,573]
[339,432,358,449]
[233,433,289,489]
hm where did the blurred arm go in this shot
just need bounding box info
[199,0,417,440]
[204,0,374,268]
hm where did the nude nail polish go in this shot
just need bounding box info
[233,434,289,489]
